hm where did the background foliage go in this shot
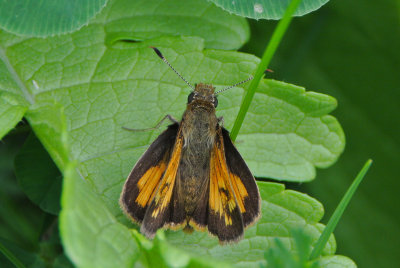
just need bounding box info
[240,0,400,267]
[0,0,108,37]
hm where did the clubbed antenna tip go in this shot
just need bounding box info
[150,46,163,59]
[150,47,194,90]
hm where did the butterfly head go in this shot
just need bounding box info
[188,83,218,108]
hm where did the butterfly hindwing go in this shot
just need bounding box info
[119,123,179,224]
[208,127,244,243]
[221,127,260,227]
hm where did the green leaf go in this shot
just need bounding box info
[316,255,356,268]
[263,228,319,268]
[165,181,336,267]
[0,58,29,139]
[59,163,140,267]
[135,231,229,267]
[0,133,48,251]
[14,133,62,215]
[238,79,344,181]
[0,0,108,37]
[95,0,250,50]
[209,0,329,20]
[25,102,72,172]
[261,229,356,268]
[0,0,343,183]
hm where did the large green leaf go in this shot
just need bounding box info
[0,0,108,37]
[94,0,250,50]
[0,0,347,266]
[0,0,343,183]
[209,0,329,20]
[238,79,343,181]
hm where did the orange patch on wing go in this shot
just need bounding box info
[229,173,248,213]
[135,160,167,207]
[151,134,183,218]
[209,131,250,226]
[209,139,238,226]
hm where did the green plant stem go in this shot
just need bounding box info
[230,0,302,141]
[0,241,26,268]
[309,159,373,260]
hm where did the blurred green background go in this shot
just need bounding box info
[241,0,400,267]
[0,0,398,267]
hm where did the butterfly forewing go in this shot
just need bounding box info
[140,130,184,237]
[119,123,179,224]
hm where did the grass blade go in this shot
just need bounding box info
[309,159,373,260]
[230,0,303,141]
[0,241,26,268]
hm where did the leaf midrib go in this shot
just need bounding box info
[0,46,34,105]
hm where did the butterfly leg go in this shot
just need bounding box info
[122,114,178,132]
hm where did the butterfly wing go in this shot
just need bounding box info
[119,123,179,225]
[221,127,260,227]
[207,126,244,242]
[140,127,184,238]
[207,126,261,243]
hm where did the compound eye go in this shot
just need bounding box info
[187,92,195,103]
[213,97,218,108]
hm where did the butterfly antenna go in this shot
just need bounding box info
[215,75,254,95]
[151,47,195,90]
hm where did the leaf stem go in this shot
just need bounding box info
[230,0,302,141]
[309,159,373,260]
